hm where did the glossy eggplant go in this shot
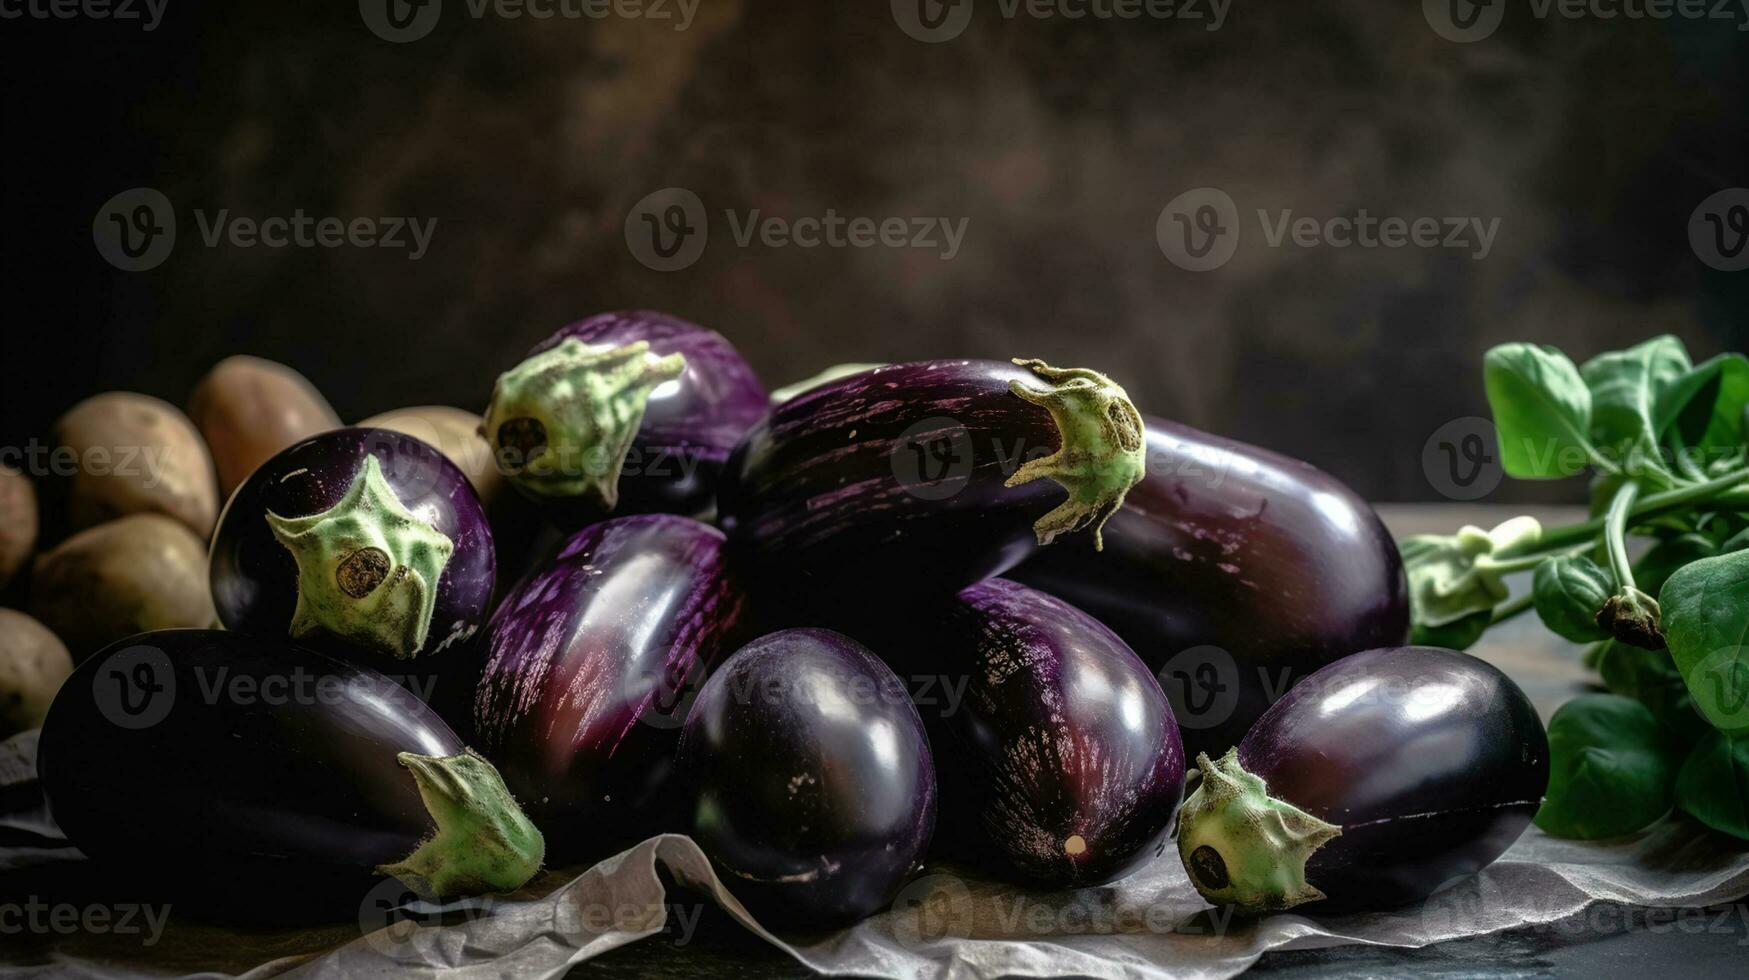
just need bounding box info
[1176,646,1548,914]
[471,514,745,859]
[482,311,768,523]
[38,630,543,907]
[210,427,496,670]
[676,628,936,929]
[1015,416,1409,757]
[717,359,1147,615]
[914,579,1185,887]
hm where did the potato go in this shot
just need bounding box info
[0,609,73,737]
[188,355,340,496]
[29,514,216,662]
[53,392,219,539]
[357,405,505,509]
[0,466,36,591]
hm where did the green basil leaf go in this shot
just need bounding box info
[1594,640,1710,743]
[1484,343,1595,480]
[1534,694,1679,839]
[1532,555,1612,643]
[1633,533,1717,598]
[1581,336,1690,486]
[1675,730,1749,840]
[1656,352,1749,464]
[1660,549,1749,735]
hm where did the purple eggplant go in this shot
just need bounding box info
[909,579,1184,887]
[37,629,543,908]
[209,427,497,670]
[676,628,936,929]
[1015,417,1409,757]
[1176,646,1548,914]
[717,359,1147,614]
[481,311,768,523]
[471,514,745,859]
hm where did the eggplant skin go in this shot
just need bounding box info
[472,514,746,859]
[1240,647,1547,911]
[531,311,769,519]
[1015,416,1409,757]
[677,628,937,930]
[915,580,1185,887]
[38,629,464,908]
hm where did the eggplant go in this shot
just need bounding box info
[38,629,543,908]
[676,628,936,929]
[471,514,745,859]
[209,427,496,669]
[911,579,1184,887]
[717,359,1147,614]
[481,311,769,523]
[1015,416,1409,757]
[1176,646,1548,914]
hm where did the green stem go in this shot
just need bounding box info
[1496,465,1749,559]
[1489,593,1535,626]
[1602,481,1640,590]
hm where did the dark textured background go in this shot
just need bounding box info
[4,1,1749,501]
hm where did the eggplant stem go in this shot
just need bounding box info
[1175,749,1340,914]
[1003,358,1147,550]
[378,749,546,899]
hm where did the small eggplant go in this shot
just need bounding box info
[471,514,745,859]
[717,359,1147,613]
[676,628,936,929]
[38,630,543,906]
[911,579,1184,887]
[209,427,496,668]
[1015,416,1409,757]
[481,311,768,523]
[1176,646,1548,914]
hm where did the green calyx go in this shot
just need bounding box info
[265,455,454,660]
[481,338,687,509]
[379,749,546,898]
[1004,358,1147,550]
[1176,749,1342,914]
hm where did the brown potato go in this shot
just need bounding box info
[358,405,505,509]
[0,466,36,591]
[53,392,218,539]
[29,514,216,662]
[188,355,340,497]
[0,608,73,736]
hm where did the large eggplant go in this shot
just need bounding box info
[676,628,936,929]
[909,579,1185,887]
[38,630,543,908]
[1176,646,1547,914]
[717,359,1147,615]
[209,427,497,670]
[481,311,768,523]
[471,514,745,859]
[1016,416,1409,756]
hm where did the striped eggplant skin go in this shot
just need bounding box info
[718,359,1139,616]
[676,628,937,929]
[526,311,769,522]
[1015,416,1409,759]
[908,579,1184,887]
[471,514,746,860]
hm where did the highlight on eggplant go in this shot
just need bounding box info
[1175,646,1547,914]
[909,579,1185,887]
[471,514,746,859]
[480,311,769,521]
[38,630,544,907]
[209,427,496,665]
[717,358,1147,607]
